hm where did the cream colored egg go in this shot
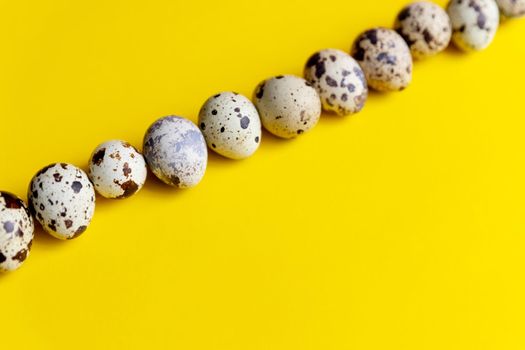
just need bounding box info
[304,49,368,116]
[351,28,413,92]
[88,140,147,199]
[198,92,261,159]
[28,163,95,240]
[394,1,452,59]
[253,75,321,139]
[447,0,499,51]
[0,192,34,272]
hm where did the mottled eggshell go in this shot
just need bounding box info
[351,28,413,92]
[88,140,147,199]
[198,92,261,159]
[143,116,207,188]
[0,192,34,272]
[447,0,499,51]
[496,0,525,17]
[253,75,322,139]
[394,1,453,59]
[303,49,368,116]
[28,163,95,240]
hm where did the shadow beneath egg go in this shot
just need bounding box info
[317,109,356,127]
[91,193,126,211]
[32,220,68,249]
[363,88,398,105]
[259,128,299,149]
[205,128,295,168]
[139,168,180,197]
[206,149,239,168]
[442,43,469,58]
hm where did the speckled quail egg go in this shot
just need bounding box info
[303,49,368,116]
[253,75,322,139]
[143,116,207,188]
[394,1,453,59]
[447,0,499,51]
[198,92,262,159]
[351,28,413,92]
[0,192,34,272]
[496,0,525,17]
[28,163,95,240]
[88,140,147,199]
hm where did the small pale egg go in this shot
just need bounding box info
[496,0,525,17]
[351,28,413,92]
[28,163,95,240]
[198,92,261,159]
[303,49,368,116]
[0,192,34,272]
[88,140,147,199]
[447,0,499,51]
[394,1,452,59]
[253,75,321,139]
[143,116,207,188]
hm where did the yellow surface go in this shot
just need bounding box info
[1,0,525,348]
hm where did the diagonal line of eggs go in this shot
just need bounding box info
[2,0,523,272]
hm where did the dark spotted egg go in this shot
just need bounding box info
[88,140,147,199]
[304,49,368,116]
[447,0,499,51]
[198,92,261,160]
[143,116,207,188]
[351,28,413,92]
[496,0,525,17]
[394,1,452,59]
[253,75,321,139]
[0,191,34,272]
[28,163,95,240]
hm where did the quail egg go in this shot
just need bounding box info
[0,191,34,272]
[351,27,413,92]
[253,75,321,139]
[198,92,261,159]
[496,0,525,17]
[447,0,499,51]
[304,49,368,116]
[28,163,95,240]
[88,140,147,199]
[394,1,453,59]
[143,116,207,188]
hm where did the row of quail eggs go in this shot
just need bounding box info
[1,0,523,273]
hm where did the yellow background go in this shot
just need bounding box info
[1,0,525,348]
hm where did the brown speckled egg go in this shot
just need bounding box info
[0,192,34,272]
[303,49,368,116]
[198,92,261,160]
[447,0,499,51]
[496,0,525,17]
[88,140,147,199]
[253,75,321,139]
[351,28,413,92]
[394,1,452,59]
[28,163,95,240]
